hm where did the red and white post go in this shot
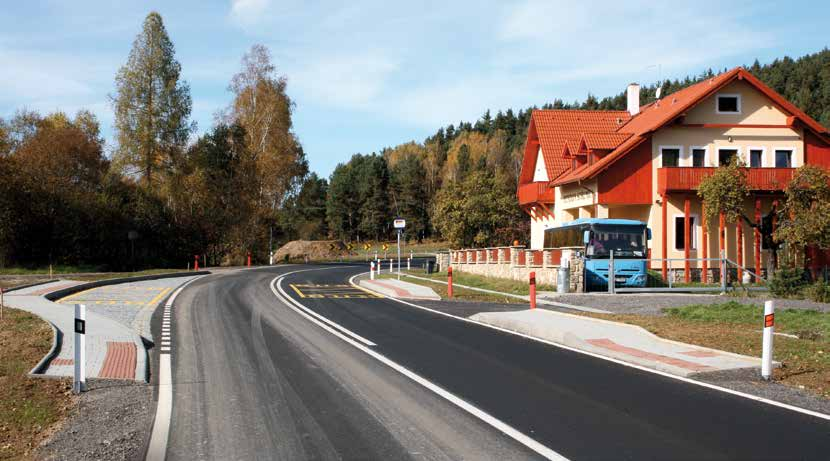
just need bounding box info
[447,267,454,298]
[762,300,775,380]
[194,255,199,271]
[247,252,251,267]
[529,271,537,309]
[370,261,375,280]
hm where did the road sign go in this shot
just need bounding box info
[363,243,371,250]
[382,243,389,251]
[346,243,354,251]
[393,218,406,229]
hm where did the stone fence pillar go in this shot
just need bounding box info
[497,248,506,264]
[569,253,585,293]
[510,246,522,267]
[543,249,552,269]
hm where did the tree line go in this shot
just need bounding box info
[324,48,830,247]
[2,12,828,269]
[0,12,315,269]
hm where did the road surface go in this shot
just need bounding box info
[152,264,830,460]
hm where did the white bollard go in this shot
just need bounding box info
[762,300,775,380]
[389,259,393,272]
[407,258,411,271]
[376,258,381,274]
[74,304,86,393]
[370,261,375,280]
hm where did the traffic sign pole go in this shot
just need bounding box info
[397,230,401,280]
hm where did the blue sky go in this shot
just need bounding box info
[1,0,828,178]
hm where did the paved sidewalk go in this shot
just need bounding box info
[470,309,769,377]
[360,278,441,300]
[5,277,195,382]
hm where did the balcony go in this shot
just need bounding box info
[657,167,795,194]
[517,182,555,206]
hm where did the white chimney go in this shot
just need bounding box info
[627,83,640,116]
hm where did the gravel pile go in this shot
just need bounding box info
[38,379,154,461]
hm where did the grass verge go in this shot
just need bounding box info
[377,269,554,304]
[0,307,74,460]
[0,268,191,291]
[588,301,830,398]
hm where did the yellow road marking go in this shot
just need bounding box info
[58,287,99,303]
[146,287,172,307]
[289,284,307,298]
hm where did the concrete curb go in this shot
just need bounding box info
[44,271,210,301]
[28,320,60,376]
[2,279,60,293]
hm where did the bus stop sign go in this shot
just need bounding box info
[393,218,406,229]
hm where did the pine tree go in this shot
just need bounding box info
[112,12,193,187]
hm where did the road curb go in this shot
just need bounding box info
[2,279,60,293]
[44,271,210,301]
[27,320,61,376]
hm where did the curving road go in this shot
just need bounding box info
[150,263,830,460]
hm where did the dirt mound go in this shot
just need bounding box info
[274,240,346,262]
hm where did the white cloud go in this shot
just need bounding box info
[229,0,271,26]
[290,52,400,108]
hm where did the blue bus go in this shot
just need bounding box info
[544,218,651,290]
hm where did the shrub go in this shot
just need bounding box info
[768,266,807,298]
[805,280,830,303]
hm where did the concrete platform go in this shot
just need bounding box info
[359,278,441,300]
[470,309,772,377]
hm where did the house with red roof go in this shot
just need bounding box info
[518,67,830,280]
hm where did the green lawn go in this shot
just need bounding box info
[666,301,830,339]
[400,269,556,295]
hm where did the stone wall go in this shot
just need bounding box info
[444,247,561,288]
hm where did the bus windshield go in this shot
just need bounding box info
[587,224,646,259]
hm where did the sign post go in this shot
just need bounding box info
[74,304,86,393]
[762,300,775,380]
[394,218,406,280]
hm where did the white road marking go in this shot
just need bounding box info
[145,275,205,461]
[348,272,830,422]
[275,276,377,347]
[271,271,567,461]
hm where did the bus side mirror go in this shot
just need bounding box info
[647,228,652,240]
[583,230,591,244]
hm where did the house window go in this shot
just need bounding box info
[691,148,706,167]
[717,94,741,114]
[674,215,697,251]
[718,148,738,166]
[749,149,764,168]
[775,149,793,168]
[661,147,680,167]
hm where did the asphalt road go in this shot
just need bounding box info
[154,264,830,460]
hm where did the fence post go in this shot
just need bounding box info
[608,250,615,294]
[529,271,537,309]
[762,300,775,380]
[447,267,453,298]
[74,304,86,394]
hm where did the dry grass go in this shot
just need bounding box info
[0,308,74,460]
[586,304,830,398]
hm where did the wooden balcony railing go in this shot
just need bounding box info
[658,167,795,194]
[517,182,555,206]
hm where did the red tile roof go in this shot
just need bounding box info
[546,67,830,186]
[529,110,630,181]
[579,132,632,151]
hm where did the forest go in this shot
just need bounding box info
[0,10,828,268]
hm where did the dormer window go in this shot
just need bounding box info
[716,94,741,114]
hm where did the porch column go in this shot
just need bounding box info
[662,194,668,280]
[684,197,691,283]
[702,212,708,283]
[737,220,744,282]
[719,211,726,284]
[755,197,762,282]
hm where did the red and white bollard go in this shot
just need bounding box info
[194,255,199,271]
[247,252,251,267]
[762,300,775,380]
[529,271,537,309]
[370,261,375,280]
[447,267,454,298]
